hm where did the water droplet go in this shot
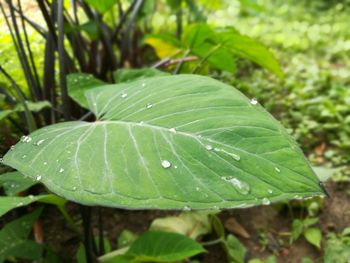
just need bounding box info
[22,155,27,159]
[169,128,176,133]
[221,176,250,195]
[141,83,146,87]
[268,189,273,194]
[10,145,15,150]
[183,206,191,211]
[121,93,128,98]
[73,186,77,191]
[36,175,42,181]
[28,195,34,199]
[195,187,200,191]
[17,202,23,207]
[214,148,240,161]
[161,160,171,169]
[262,197,270,205]
[0,158,3,163]
[250,98,258,105]
[205,145,213,151]
[139,121,144,125]
[275,167,281,173]
[228,152,240,161]
[10,183,15,188]
[59,168,64,173]
[43,162,47,165]
[174,165,178,169]
[21,136,32,143]
[146,103,153,109]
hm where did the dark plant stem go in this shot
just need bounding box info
[57,0,71,120]
[81,206,95,263]
[98,207,105,255]
[176,7,183,39]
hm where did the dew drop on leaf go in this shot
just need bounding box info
[36,175,42,181]
[221,176,250,195]
[146,103,153,109]
[169,128,176,133]
[121,93,128,98]
[275,167,281,173]
[35,139,45,146]
[205,145,213,151]
[161,160,171,169]
[59,168,65,173]
[268,189,273,194]
[22,155,27,159]
[183,206,191,211]
[250,98,258,105]
[262,197,270,205]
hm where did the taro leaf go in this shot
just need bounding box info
[0,171,36,196]
[67,73,106,109]
[3,75,324,210]
[125,231,205,262]
[217,28,284,78]
[0,194,66,217]
[14,101,51,112]
[84,0,117,14]
[150,211,212,239]
[114,68,169,84]
[304,227,322,249]
[144,34,181,58]
[0,101,51,122]
[0,208,43,262]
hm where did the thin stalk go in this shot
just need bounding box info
[173,49,190,74]
[191,44,221,74]
[57,0,71,120]
[0,65,37,132]
[18,0,42,97]
[6,0,40,100]
[201,238,223,246]
[176,6,183,39]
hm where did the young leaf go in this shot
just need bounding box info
[3,75,324,210]
[0,209,43,262]
[224,234,247,263]
[150,211,212,239]
[304,227,322,249]
[125,231,205,262]
[290,219,304,243]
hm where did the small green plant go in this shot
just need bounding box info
[290,217,322,249]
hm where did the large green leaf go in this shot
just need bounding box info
[0,209,43,262]
[67,73,106,109]
[2,75,324,209]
